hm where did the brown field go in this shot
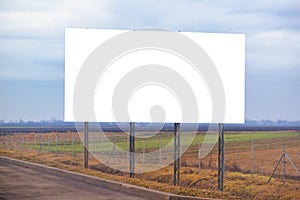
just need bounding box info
[0,130,300,199]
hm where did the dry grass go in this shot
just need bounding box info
[1,147,300,199]
[1,131,300,199]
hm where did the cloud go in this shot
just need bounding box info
[0,0,299,120]
[247,30,300,69]
[0,38,64,80]
[0,0,114,38]
[0,0,115,80]
[104,0,300,32]
[0,0,299,80]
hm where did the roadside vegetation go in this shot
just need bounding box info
[0,130,300,199]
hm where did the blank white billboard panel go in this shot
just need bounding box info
[65,28,245,123]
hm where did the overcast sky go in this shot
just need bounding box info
[0,0,299,121]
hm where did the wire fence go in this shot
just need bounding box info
[0,131,300,181]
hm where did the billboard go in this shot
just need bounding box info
[65,28,245,123]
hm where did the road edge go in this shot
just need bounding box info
[0,156,217,200]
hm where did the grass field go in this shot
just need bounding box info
[0,130,300,199]
[9,130,298,151]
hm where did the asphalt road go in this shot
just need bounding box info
[0,161,146,200]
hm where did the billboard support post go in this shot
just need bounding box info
[173,123,181,186]
[218,123,224,191]
[130,122,135,178]
[65,28,245,189]
[84,122,89,168]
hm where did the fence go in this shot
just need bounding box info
[0,130,300,182]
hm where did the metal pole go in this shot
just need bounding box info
[22,135,24,153]
[174,123,176,186]
[5,135,8,148]
[286,154,300,176]
[178,128,181,184]
[42,135,44,152]
[173,123,180,186]
[63,136,66,155]
[159,134,162,166]
[11,134,14,150]
[12,134,14,150]
[251,139,254,180]
[84,122,89,168]
[55,135,58,156]
[27,135,30,152]
[72,135,74,159]
[283,144,286,185]
[222,125,224,184]
[130,122,135,178]
[34,134,36,149]
[198,141,201,174]
[218,123,224,191]
[101,134,104,157]
[267,154,284,183]
[48,135,50,153]
[142,139,145,165]
[18,135,21,153]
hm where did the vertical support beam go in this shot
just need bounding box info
[174,123,177,186]
[84,122,89,168]
[177,124,181,185]
[173,123,180,186]
[198,141,201,175]
[55,135,58,156]
[159,134,162,166]
[71,136,74,159]
[251,139,254,180]
[218,123,224,191]
[283,144,286,185]
[130,122,135,178]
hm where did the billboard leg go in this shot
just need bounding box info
[84,122,89,168]
[174,123,180,186]
[130,122,135,178]
[218,123,224,191]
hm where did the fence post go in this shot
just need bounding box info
[5,135,8,148]
[11,134,13,149]
[63,136,66,155]
[72,135,74,159]
[42,135,45,152]
[142,139,145,165]
[101,134,104,157]
[34,134,36,149]
[22,135,24,154]
[17,135,20,153]
[55,135,58,156]
[48,135,50,153]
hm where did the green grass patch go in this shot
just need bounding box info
[6,131,300,153]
